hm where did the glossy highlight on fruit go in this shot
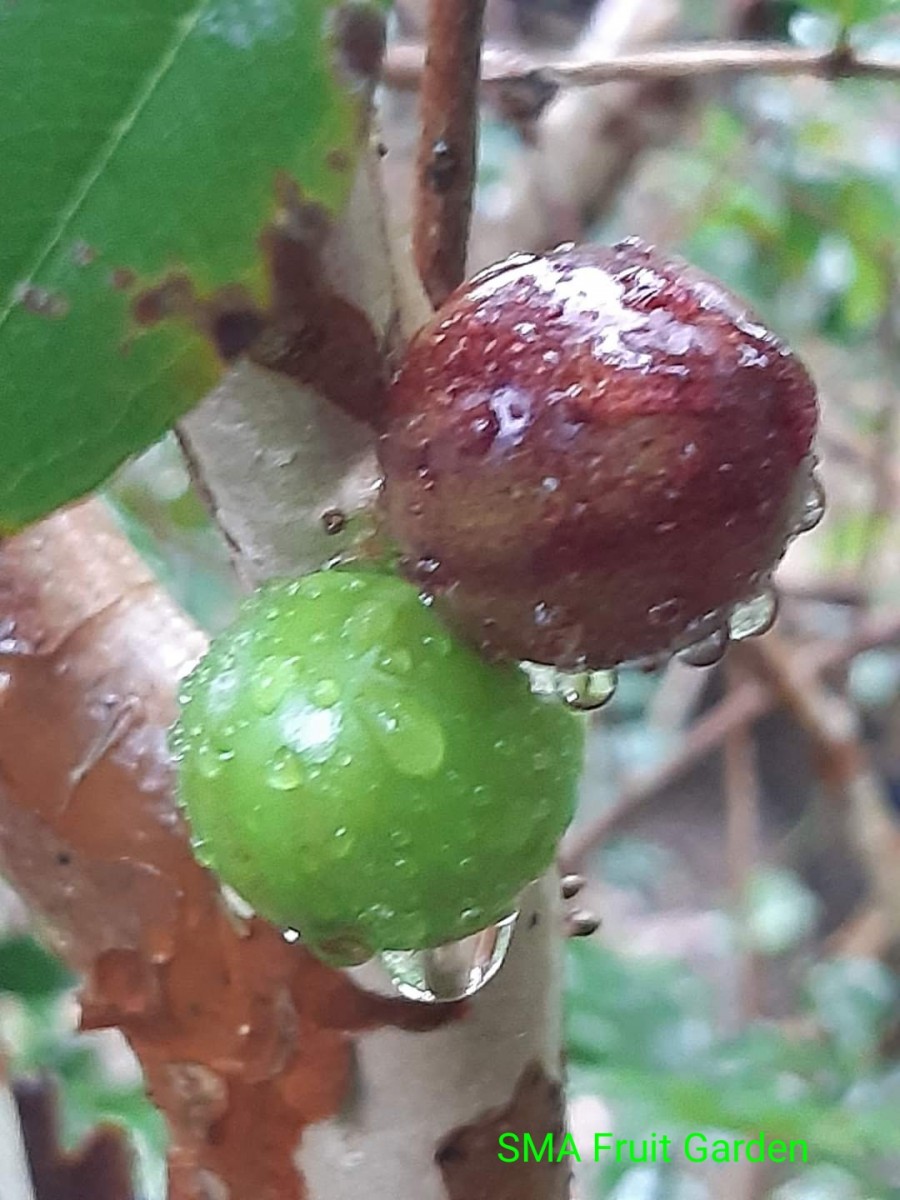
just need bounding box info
[171,569,584,965]
[380,238,820,670]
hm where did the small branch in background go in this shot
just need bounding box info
[562,611,900,871]
[561,675,769,870]
[13,1076,134,1200]
[735,635,900,944]
[466,0,685,269]
[733,635,864,789]
[386,39,900,92]
[413,0,488,306]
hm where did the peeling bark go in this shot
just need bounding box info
[436,1061,568,1200]
[178,154,427,588]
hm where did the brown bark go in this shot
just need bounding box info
[413,0,488,305]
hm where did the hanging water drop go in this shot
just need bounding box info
[520,662,558,697]
[266,747,304,791]
[555,669,618,712]
[332,825,354,858]
[678,626,728,668]
[312,678,341,708]
[375,912,517,1003]
[794,474,826,534]
[249,656,296,714]
[728,588,778,642]
[196,741,224,780]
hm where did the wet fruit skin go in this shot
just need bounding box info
[171,569,584,965]
[379,238,819,670]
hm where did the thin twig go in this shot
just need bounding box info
[561,678,769,870]
[413,0,487,306]
[735,634,900,942]
[733,635,863,788]
[723,660,764,1031]
[386,39,900,92]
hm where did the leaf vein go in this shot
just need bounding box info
[0,0,208,333]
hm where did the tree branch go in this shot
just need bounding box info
[412,0,488,306]
[386,38,900,92]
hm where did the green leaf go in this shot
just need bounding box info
[801,0,894,27]
[0,0,389,531]
[0,936,74,998]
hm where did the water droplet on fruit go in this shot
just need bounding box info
[678,626,728,668]
[308,929,373,967]
[379,648,413,676]
[266,747,303,791]
[520,662,616,710]
[345,599,397,650]
[366,699,445,777]
[555,669,617,711]
[196,742,223,779]
[376,912,517,1003]
[795,474,826,534]
[312,678,340,708]
[728,588,778,641]
[250,656,296,714]
[520,662,558,696]
[648,598,684,626]
[414,556,441,579]
[192,836,214,867]
[333,826,353,857]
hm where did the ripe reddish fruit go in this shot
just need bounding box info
[379,239,819,670]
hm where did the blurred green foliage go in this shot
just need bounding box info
[567,942,900,1199]
[0,935,166,1198]
[801,0,895,29]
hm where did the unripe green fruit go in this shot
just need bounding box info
[171,569,584,965]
